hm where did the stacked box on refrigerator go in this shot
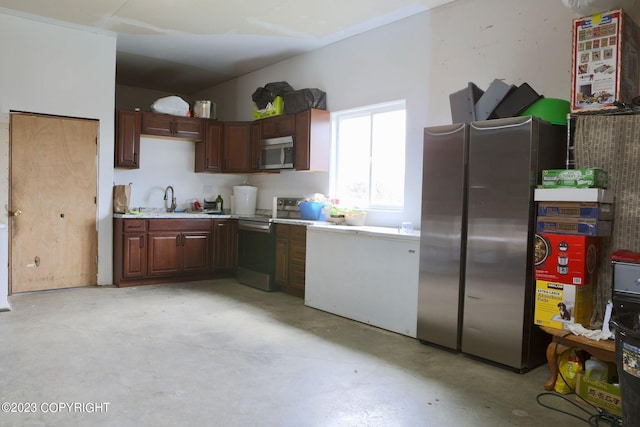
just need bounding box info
[533,186,614,331]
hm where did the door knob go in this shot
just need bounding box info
[9,209,22,217]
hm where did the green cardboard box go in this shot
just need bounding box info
[575,373,622,416]
[542,168,608,189]
[253,96,284,120]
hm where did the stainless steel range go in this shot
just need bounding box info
[236,198,302,291]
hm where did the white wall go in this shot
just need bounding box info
[113,137,248,211]
[0,13,117,292]
[193,0,578,227]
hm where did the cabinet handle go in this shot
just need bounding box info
[139,235,144,248]
[182,234,186,246]
[133,152,137,164]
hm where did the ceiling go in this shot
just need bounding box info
[0,0,454,94]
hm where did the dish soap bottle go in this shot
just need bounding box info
[215,194,224,212]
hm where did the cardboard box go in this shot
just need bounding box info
[536,217,612,236]
[534,188,615,203]
[571,9,640,113]
[534,281,593,330]
[253,96,284,120]
[535,233,599,285]
[533,188,615,203]
[575,373,622,416]
[542,168,608,188]
[537,202,613,220]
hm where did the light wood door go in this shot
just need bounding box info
[10,113,98,293]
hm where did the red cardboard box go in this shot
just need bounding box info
[571,9,640,113]
[534,233,599,285]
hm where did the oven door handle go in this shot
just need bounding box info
[238,221,272,233]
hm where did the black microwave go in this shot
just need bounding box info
[260,136,294,170]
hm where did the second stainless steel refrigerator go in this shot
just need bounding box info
[418,116,566,371]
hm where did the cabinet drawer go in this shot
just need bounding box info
[123,219,147,232]
[148,219,212,232]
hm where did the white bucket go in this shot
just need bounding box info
[233,185,257,215]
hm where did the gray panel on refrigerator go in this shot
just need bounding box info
[417,123,468,350]
[463,116,566,371]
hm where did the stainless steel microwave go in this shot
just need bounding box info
[260,136,294,170]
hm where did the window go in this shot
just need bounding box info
[331,100,406,210]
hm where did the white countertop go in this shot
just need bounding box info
[308,222,420,241]
[113,213,420,239]
[114,212,233,219]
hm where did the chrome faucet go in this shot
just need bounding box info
[164,185,177,212]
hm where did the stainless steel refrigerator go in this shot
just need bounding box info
[417,123,468,351]
[418,116,566,371]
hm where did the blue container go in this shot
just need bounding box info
[299,202,324,220]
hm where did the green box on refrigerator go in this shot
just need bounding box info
[541,168,608,188]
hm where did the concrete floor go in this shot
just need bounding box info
[0,279,593,426]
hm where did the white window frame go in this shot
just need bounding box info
[330,100,406,211]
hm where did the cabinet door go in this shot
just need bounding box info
[289,225,307,264]
[182,231,211,273]
[261,118,278,139]
[274,224,290,288]
[141,112,174,137]
[250,121,262,171]
[195,121,223,172]
[147,231,181,276]
[275,238,289,287]
[115,110,141,168]
[123,233,147,278]
[288,263,306,297]
[223,122,251,172]
[275,114,296,136]
[288,225,306,297]
[295,109,330,171]
[213,219,238,271]
[262,114,295,139]
[173,116,204,140]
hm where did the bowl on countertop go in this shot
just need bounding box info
[344,211,366,226]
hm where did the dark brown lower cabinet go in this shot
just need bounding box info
[275,224,306,297]
[113,218,236,287]
[114,218,147,281]
[213,219,237,272]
